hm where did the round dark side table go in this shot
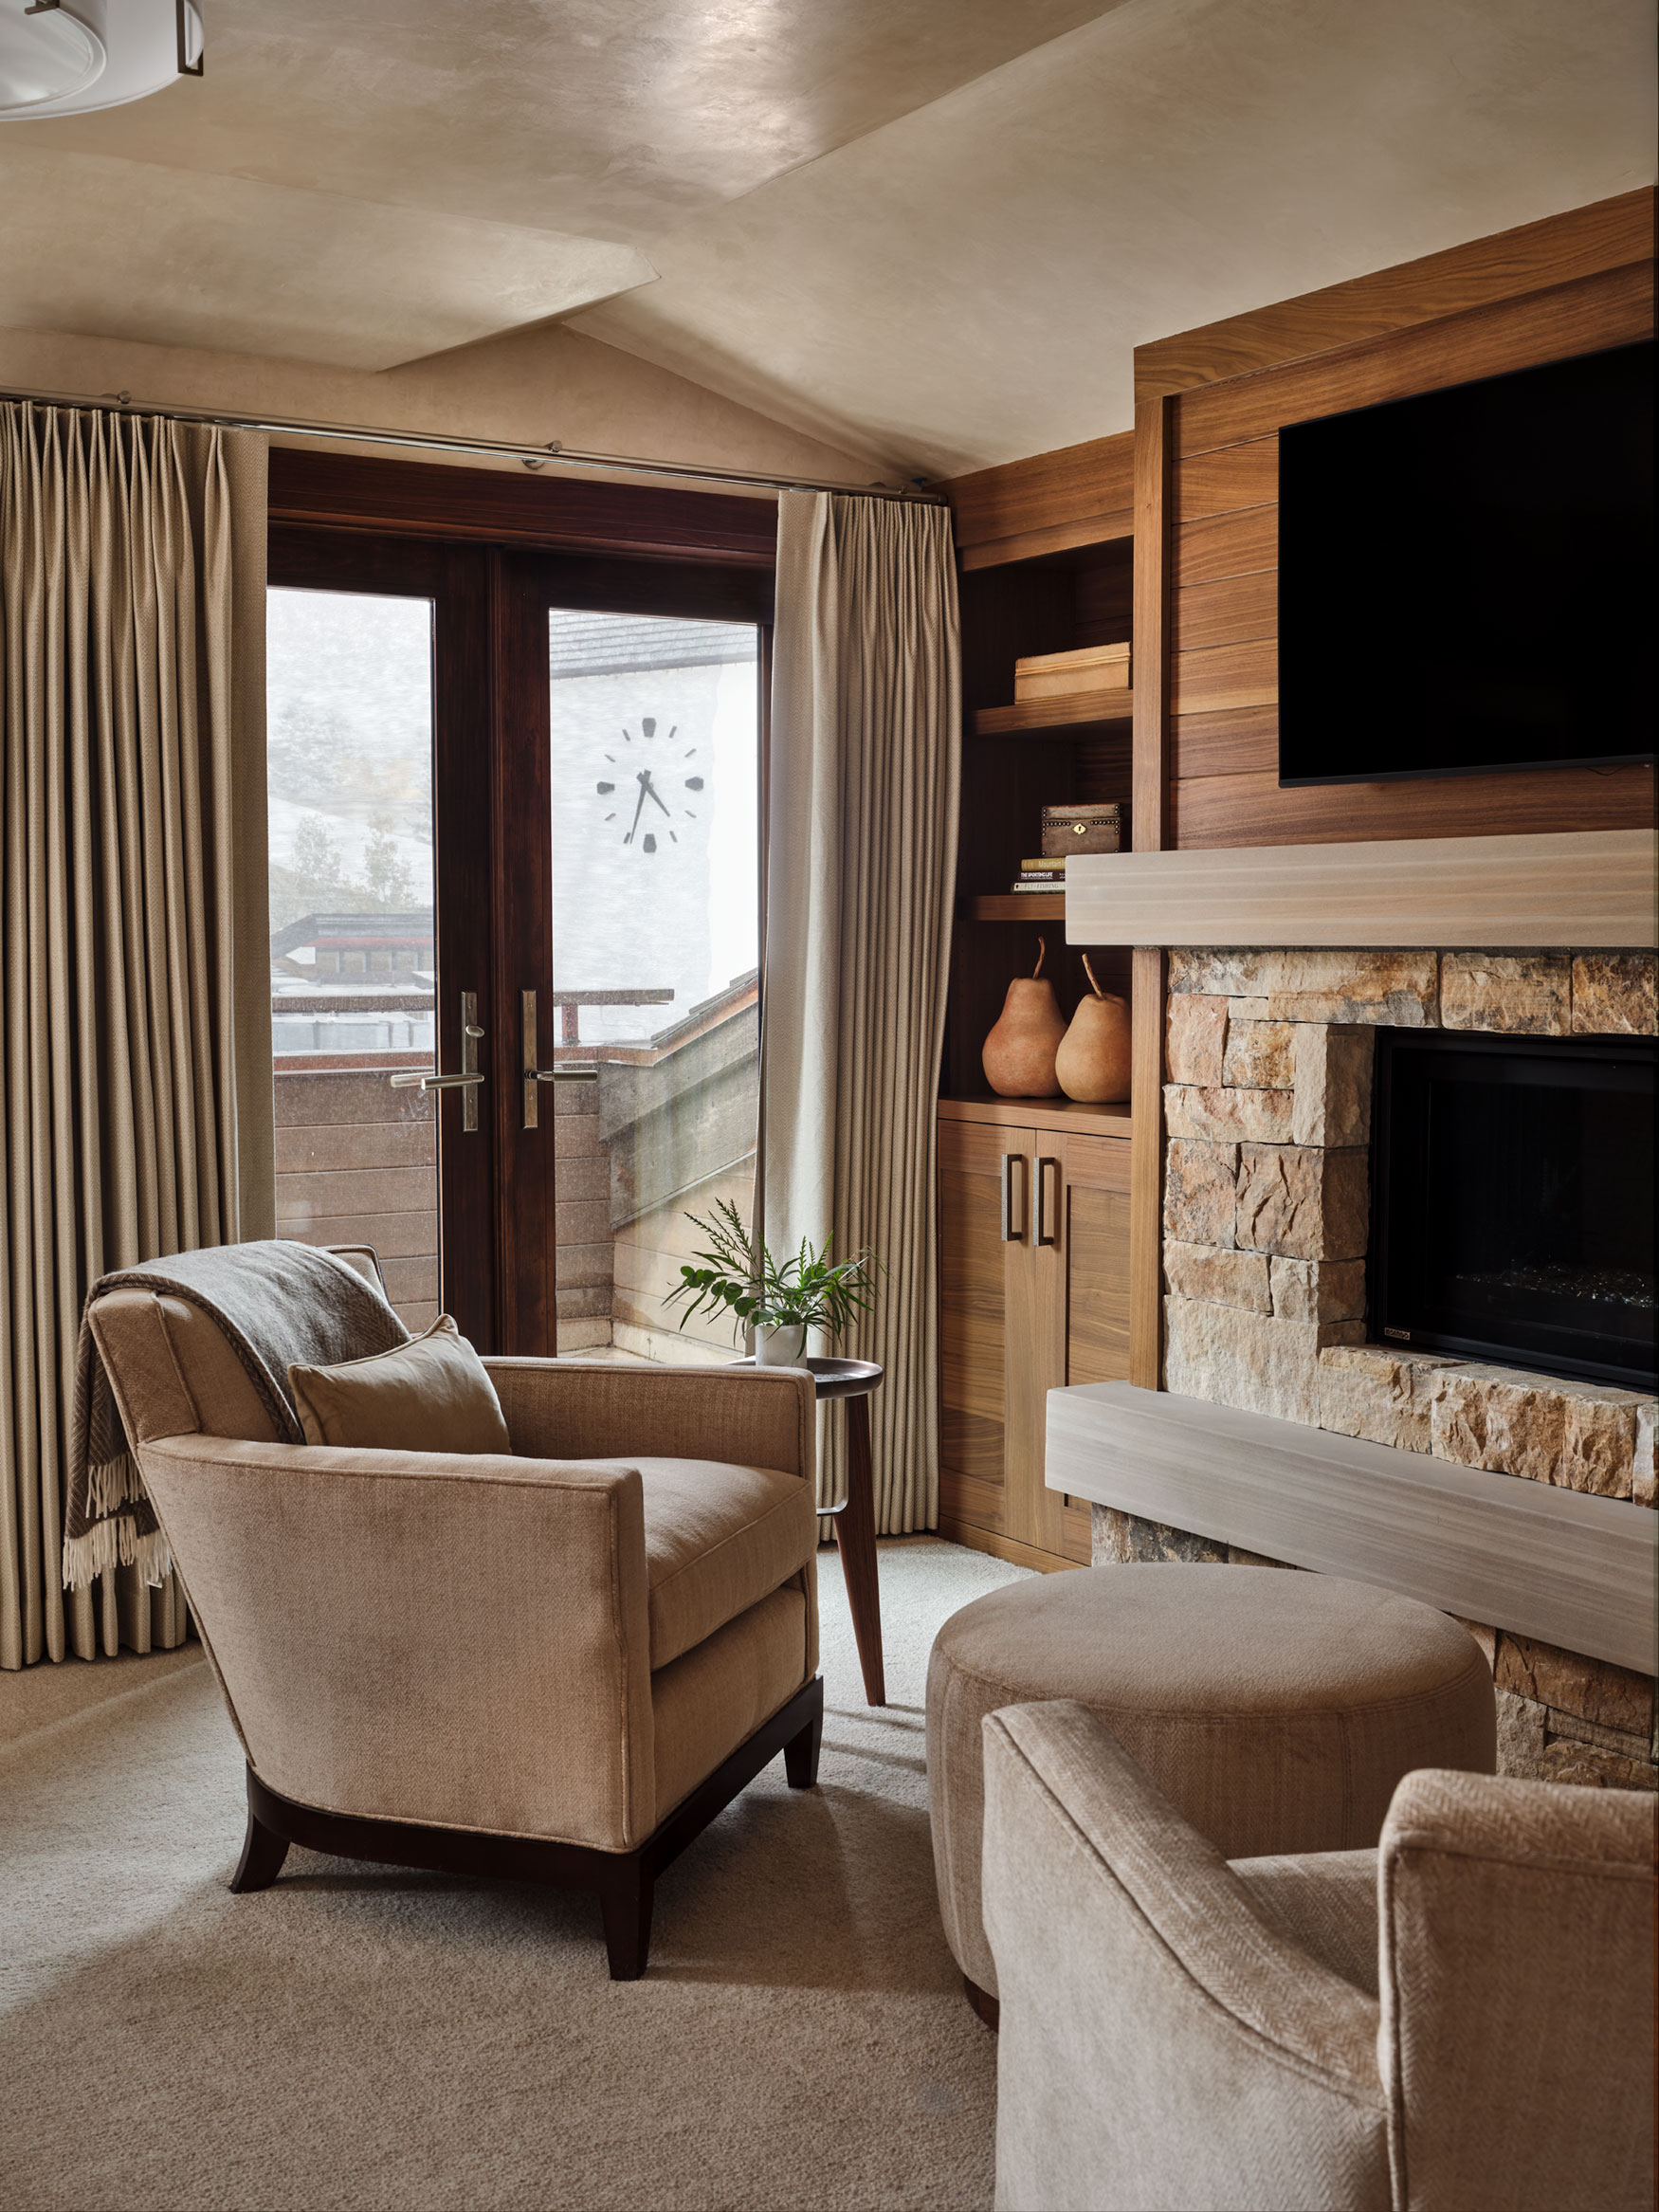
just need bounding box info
[730,1355,886,1706]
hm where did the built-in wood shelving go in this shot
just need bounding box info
[939,1094,1132,1139]
[973,688,1134,739]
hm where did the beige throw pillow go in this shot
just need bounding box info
[288,1315,513,1453]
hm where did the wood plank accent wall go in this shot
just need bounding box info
[1136,191,1657,851]
[943,430,1134,570]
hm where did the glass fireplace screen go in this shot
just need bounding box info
[1371,1031,1656,1391]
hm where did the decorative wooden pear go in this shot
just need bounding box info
[1055,954,1132,1102]
[982,938,1067,1098]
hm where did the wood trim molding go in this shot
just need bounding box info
[937,1515,1085,1576]
[939,429,1135,564]
[268,448,778,567]
[1047,1381,1656,1673]
[1134,189,1655,400]
[1066,828,1658,949]
[1127,394,1175,1392]
[1126,946,1165,1391]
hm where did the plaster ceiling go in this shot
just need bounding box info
[0,147,657,371]
[0,0,1651,467]
[573,0,1658,476]
[1,0,1112,371]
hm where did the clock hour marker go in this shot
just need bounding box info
[669,832,678,843]
[684,777,703,791]
[596,780,614,794]
[643,833,657,853]
[642,717,656,737]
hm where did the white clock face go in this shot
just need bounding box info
[594,714,706,854]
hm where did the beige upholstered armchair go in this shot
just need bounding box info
[981,1701,1655,2212]
[87,1261,822,1981]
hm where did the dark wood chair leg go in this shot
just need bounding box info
[598,1858,654,1981]
[835,1395,887,1705]
[783,1689,823,1788]
[229,1795,290,1893]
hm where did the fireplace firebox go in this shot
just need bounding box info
[1372,1031,1656,1390]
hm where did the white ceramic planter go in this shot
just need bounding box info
[754,1322,808,1367]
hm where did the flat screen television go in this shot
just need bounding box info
[1278,339,1654,786]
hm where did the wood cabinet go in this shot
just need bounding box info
[938,1108,1132,1571]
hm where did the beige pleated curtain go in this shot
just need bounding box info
[0,403,272,1669]
[763,491,959,1531]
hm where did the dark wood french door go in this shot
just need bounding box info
[269,488,771,1356]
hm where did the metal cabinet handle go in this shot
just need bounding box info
[1000,1152,1027,1243]
[1035,1155,1060,1247]
[521,990,598,1127]
[388,990,483,1131]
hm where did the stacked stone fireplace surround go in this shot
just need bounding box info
[1091,944,1658,1792]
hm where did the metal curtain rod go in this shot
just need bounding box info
[0,381,948,504]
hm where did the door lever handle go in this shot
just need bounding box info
[521,990,597,1127]
[388,991,483,1131]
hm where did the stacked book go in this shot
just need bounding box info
[1009,855,1068,894]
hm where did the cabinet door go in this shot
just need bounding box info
[1064,1136,1133,1388]
[938,1120,1025,1540]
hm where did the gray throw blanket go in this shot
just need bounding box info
[64,1240,410,1591]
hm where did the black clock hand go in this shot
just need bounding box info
[626,777,648,844]
[640,770,671,818]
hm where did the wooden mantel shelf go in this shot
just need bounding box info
[1065,828,1657,949]
[1047,1380,1656,1673]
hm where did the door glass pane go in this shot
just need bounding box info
[266,588,439,1330]
[548,610,760,1361]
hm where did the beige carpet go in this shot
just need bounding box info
[0,1538,1028,2212]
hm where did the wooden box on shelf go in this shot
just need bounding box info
[1015,640,1130,702]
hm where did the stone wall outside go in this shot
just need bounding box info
[1134,943,1658,1791]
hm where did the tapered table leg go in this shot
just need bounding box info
[835,1396,886,1706]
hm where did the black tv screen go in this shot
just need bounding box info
[1278,340,1654,786]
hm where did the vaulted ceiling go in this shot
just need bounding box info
[3,0,1651,474]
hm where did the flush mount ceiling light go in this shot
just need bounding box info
[0,0,201,120]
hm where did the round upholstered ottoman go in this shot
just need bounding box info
[927,1564,1495,2013]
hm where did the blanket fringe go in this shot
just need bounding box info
[84,1451,148,1519]
[62,1517,173,1594]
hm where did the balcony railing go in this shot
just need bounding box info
[271,977,757,1355]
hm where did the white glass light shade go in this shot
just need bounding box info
[0,1,104,111]
[0,0,201,120]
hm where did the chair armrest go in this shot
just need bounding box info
[483,1358,816,1483]
[135,1434,654,1852]
[983,1700,1389,2212]
[1379,1770,1656,2212]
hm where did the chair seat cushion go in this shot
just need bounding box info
[634,1457,816,1668]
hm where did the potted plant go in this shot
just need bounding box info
[665,1199,877,1365]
